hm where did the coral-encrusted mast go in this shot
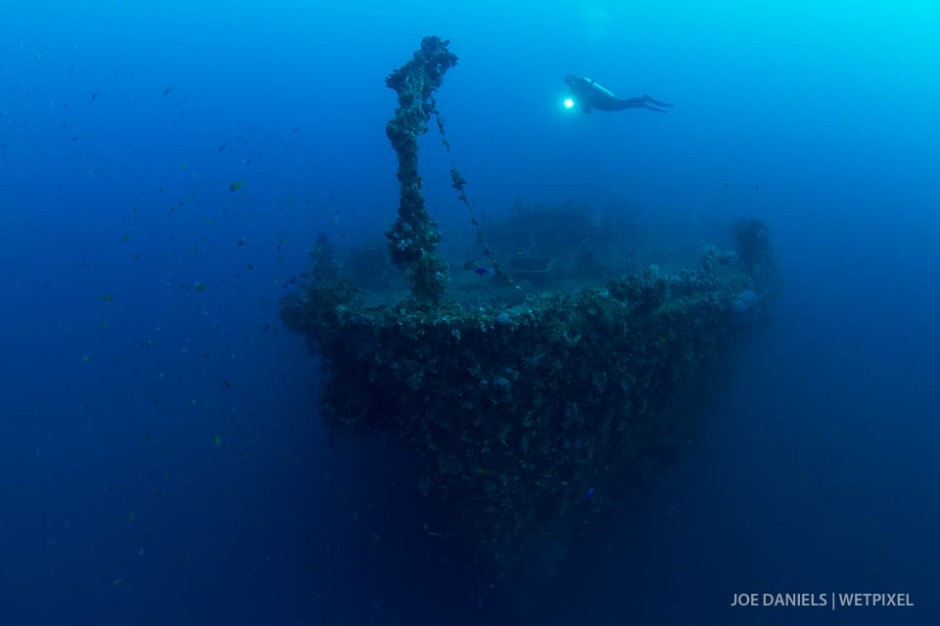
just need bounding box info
[384,36,458,306]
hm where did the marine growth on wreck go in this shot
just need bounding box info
[281,36,778,582]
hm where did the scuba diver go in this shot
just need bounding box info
[564,74,672,114]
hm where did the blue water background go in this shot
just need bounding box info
[1,1,938,624]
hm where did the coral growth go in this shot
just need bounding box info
[383,36,458,306]
[281,241,763,581]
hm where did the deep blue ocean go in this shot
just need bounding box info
[2,1,938,624]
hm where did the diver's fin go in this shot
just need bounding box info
[643,94,673,108]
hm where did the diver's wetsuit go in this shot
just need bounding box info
[565,74,672,114]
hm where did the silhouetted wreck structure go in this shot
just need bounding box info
[281,37,777,582]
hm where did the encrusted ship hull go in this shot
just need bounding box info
[281,37,776,582]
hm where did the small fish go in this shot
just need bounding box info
[229,180,243,192]
[112,577,124,587]
[101,293,114,303]
[162,86,175,96]
[585,487,595,499]
[222,379,231,388]
[213,435,221,447]
[473,267,493,276]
